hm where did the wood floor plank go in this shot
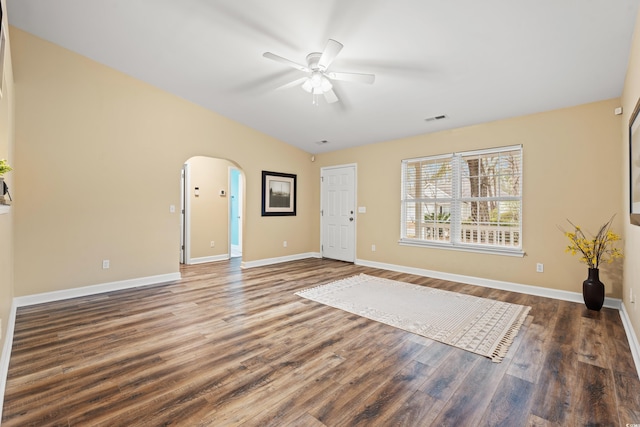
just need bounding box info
[577,315,609,368]
[478,374,535,426]
[602,308,640,375]
[613,370,640,425]
[429,355,511,426]
[375,389,446,426]
[507,322,551,384]
[529,343,579,424]
[308,339,426,425]
[334,360,433,426]
[419,348,480,401]
[571,361,618,427]
[2,257,639,426]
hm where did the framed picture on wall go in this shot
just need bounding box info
[629,96,640,225]
[261,171,297,216]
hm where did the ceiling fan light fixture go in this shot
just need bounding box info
[320,77,332,92]
[310,71,323,88]
[301,78,313,93]
[263,39,374,105]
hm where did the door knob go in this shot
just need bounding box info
[349,217,354,222]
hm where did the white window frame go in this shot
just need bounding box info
[400,145,524,257]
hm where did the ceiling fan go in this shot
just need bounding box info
[263,39,375,105]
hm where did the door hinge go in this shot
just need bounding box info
[321,176,324,182]
[321,209,323,216]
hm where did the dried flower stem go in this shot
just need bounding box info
[560,215,623,269]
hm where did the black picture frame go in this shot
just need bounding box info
[261,171,296,216]
[630,97,640,226]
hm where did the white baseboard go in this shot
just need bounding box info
[0,300,17,421]
[241,252,321,269]
[13,272,182,307]
[188,254,229,265]
[620,303,640,380]
[355,258,622,309]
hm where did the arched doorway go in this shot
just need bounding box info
[180,156,244,264]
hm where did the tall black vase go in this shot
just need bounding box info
[583,267,605,311]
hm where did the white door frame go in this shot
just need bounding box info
[320,163,357,262]
[181,162,192,264]
[228,166,243,258]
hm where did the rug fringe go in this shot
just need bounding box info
[490,306,531,363]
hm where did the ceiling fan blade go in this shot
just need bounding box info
[318,39,343,70]
[327,71,375,84]
[276,77,308,91]
[323,88,339,104]
[263,52,310,72]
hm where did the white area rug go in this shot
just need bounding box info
[295,274,531,362]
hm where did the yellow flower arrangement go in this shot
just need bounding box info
[0,159,12,176]
[561,216,622,269]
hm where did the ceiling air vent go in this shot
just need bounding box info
[424,115,447,122]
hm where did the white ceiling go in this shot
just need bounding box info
[6,0,640,154]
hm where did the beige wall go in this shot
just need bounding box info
[187,156,234,259]
[11,28,318,296]
[317,98,624,297]
[621,7,640,351]
[0,0,15,365]
[6,14,637,355]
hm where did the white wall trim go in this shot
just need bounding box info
[355,258,622,309]
[0,300,18,421]
[13,272,182,307]
[189,254,229,265]
[241,252,321,269]
[620,303,640,380]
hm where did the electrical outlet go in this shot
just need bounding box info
[102,260,110,269]
[536,263,544,273]
[371,244,376,252]
[283,241,287,247]
[210,241,215,248]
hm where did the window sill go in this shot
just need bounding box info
[0,205,10,215]
[399,238,525,257]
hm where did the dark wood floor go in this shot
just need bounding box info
[2,258,640,426]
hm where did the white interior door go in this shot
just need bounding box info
[321,165,356,262]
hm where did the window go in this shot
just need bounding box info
[401,145,523,255]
